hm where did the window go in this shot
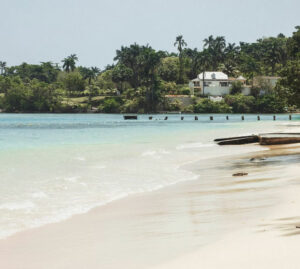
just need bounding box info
[194,81,200,86]
[220,82,228,87]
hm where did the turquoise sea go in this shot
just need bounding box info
[0,113,298,238]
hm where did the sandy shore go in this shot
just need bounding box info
[153,180,300,269]
[1,144,300,269]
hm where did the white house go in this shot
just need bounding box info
[189,72,251,96]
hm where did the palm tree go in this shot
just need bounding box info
[203,35,226,70]
[79,66,100,108]
[62,54,78,72]
[91,66,100,80]
[0,61,7,75]
[174,35,187,84]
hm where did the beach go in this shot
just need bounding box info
[0,114,300,268]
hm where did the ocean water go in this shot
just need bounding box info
[0,113,298,239]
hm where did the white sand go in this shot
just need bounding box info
[153,179,300,269]
[1,145,300,269]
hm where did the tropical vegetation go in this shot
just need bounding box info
[0,26,300,113]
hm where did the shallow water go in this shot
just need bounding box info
[0,113,299,239]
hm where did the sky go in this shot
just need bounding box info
[1,0,299,69]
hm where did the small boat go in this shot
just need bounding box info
[123,115,138,120]
[215,133,300,146]
[259,133,300,145]
[214,135,259,145]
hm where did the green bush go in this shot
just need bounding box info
[230,81,244,95]
[168,99,182,111]
[177,86,191,95]
[182,104,194,113]
[121,98,141,113]
[224,94,256,113]
[161,81,177,94]
[194,99,232,113]
[98,98,122,113]
[256,94,287,113]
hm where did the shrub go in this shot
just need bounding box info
[121,98,141,113]
[161,81,177,94]
[177,86,191,95]
[98,98,122,113]
[230,81,244,95]
[224,94,256,113]
[168,99,182,111]
[256,94,287,113]
[194,99,232,113]
[182,104,194,113]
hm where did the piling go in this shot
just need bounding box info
[210,116,213,121]
[181,116,184,120]
[289,115,292,120]
[226,115,229,120]
[195,116,198,120]
[242,115,245,121]
[257,115,260,121]
[273,115,276,121]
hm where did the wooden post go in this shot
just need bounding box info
[226,115,229,120]
[257,115,260,121]
[181,116,184,120]
[273,115,276,121]
[289,115,292,120]
[195,116,198,120]
[149,116,153,120]
[210,116,213,121]
[241,115,244,121]
[164,116,168,120]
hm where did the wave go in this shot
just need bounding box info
[0,201,36,211]
[176,142,216,150]
[141,149,170,157]
[31,192,48,199]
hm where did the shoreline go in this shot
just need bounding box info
[1,144,300,268]
[153,169,300,269]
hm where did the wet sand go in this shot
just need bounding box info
[1,144,300,269]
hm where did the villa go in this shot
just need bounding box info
[189,71,251,96]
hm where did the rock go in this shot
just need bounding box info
[233,172,248,177]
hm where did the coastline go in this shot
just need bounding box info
[153,166,300,269]
[1,143,300,269]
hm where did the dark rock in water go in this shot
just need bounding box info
[250,158,255,161]
[233,172,248,177]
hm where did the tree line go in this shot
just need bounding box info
[0,25,299,113]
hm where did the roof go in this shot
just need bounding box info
[237,75,246,80]
[198,72,228,80]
